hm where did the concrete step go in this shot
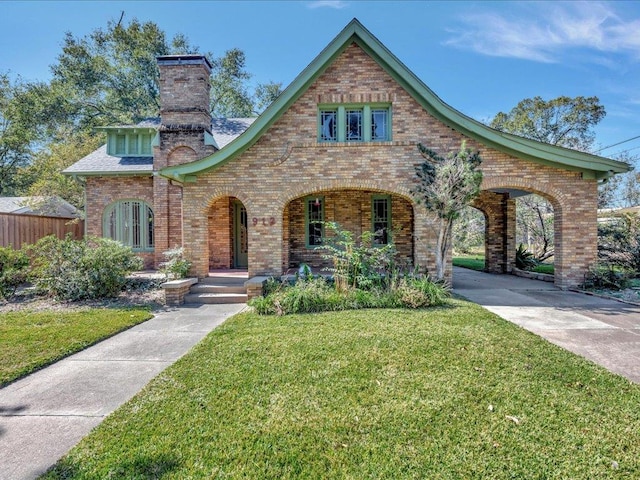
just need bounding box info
[199,277,247,287]
[190,284,247,295]
[184,293,248,304]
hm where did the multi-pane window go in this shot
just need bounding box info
[372,196,391,245]
[320,110,337,141]
[346,109,363,141]
[109,132,154,157]
[371,109,388,141]
[318,105,390,142]
[306,197,324,247]
[103,200,154,251]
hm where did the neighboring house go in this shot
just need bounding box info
[0,196,81,218]
[598,205,640,225]
[64,19,630,290]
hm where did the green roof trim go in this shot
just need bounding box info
[160,18,631,183]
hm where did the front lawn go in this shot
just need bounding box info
[44,301,640,478]
[453,254,485,271]
[1,308,152,386]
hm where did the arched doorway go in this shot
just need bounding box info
[208,196,248,270]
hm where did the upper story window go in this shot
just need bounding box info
[103,200,154,252]
[320,110,337,141]
[318,104,391,143]
[106,131,154,157]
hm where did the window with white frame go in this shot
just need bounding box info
[103,200,154,251]
[318,105,390,142]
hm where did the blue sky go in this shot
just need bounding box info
[1,0,640,159]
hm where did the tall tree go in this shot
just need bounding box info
[0,74,37,195]
[490,95,607,262]
[8,14,282,206]
[490,96,605,152]
[412,142,483,281]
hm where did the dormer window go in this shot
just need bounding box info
[318,104,391,143]
[101,127,157,157]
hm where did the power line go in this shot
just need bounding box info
[593,134,640,154]
[611,144,640,158]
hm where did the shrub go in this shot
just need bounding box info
[515,243,538,270]
[249,275,449,315]
[160,246,192,279]
[391,276,450,308]
[598,213,640,276]
[29,235,143,300]
[582,263,632,291]
[319,222,398,291]
[0,246,30,300]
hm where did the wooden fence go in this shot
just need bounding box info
[0,212,84,250]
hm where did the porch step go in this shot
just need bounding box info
[184,292,248,304]
[190,284,247,295]
[184,272,249,304]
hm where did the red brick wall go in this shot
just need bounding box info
[85,176,155,268]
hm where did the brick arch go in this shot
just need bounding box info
[277,179,416,212]
[167,145,198,168]
[481,176,566,213]
[199,189,252,216]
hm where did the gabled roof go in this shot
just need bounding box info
[0,196,81,218]
[160,18,631,184]
[64,118,255,176]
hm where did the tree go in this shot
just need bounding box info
[0,74,36,195]
[516,194,554,261]
[490,96,606,152]
[253,81,283,115]
[7,15,283,205]
[412,142,483,281]
[490,95,607,262]
[22,131,104,211]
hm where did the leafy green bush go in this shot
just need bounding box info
[0,246,30,300]
[582,263,632,291]
[598,213,640,276]
[29,235,143,300]
[249,275,449,315]
[515,243,538,270]
[250,223,449,315]
[320,222,398,291]
[159,246,192,279]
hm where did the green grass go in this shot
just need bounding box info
[1,308,152,386]
[44,301,640,479]
[453,254,485,271]
[532,263,555,275]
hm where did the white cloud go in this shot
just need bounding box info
[444,1,640,63]
[307,0,349,9]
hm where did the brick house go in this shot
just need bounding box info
[65,19,630,291]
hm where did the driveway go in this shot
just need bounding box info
[453,267,640,383]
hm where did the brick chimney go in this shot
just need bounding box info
[155,55,215,169]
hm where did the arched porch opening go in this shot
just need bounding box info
[281,189,415,273]
[453,205,486,259]
[207,196,248,271]
[472,186,566,284]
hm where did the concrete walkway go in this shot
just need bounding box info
[0,303,245,480]
[453,267,640,383]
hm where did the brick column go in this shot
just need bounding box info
[554,181,598,288]
[473,191,512,273]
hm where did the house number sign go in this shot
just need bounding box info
[252,217,276,227]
